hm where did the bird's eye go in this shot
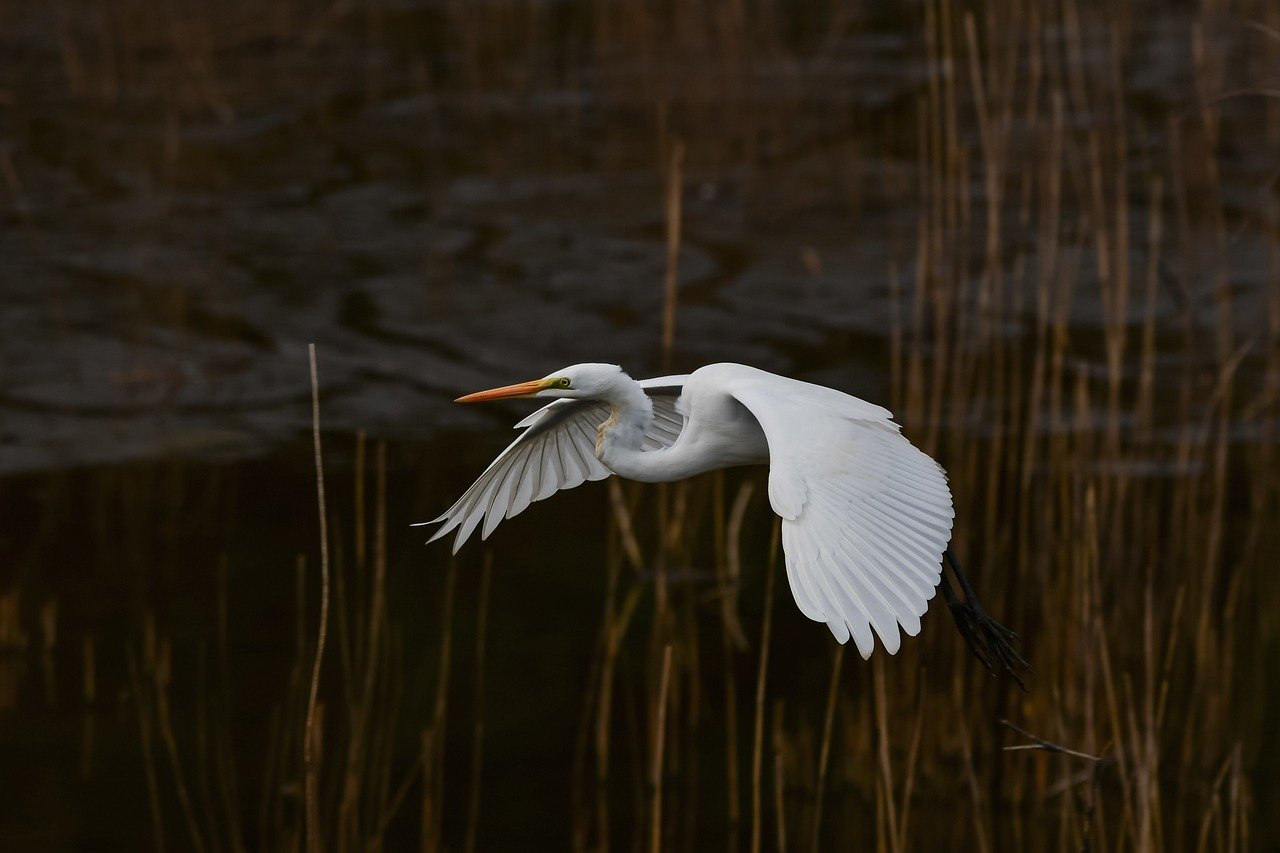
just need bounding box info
[559,377,572,388]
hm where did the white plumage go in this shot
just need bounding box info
[424,374,687,549]
[421,362,955,659]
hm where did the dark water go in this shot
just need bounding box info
[2,1,1278,849]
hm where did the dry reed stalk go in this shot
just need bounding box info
[51,0,87,96]
[373,748,424,842]
[259,702,283,848]
[584,532,624,851]
[663,480,693,557]
[263,555,312,846]
[653,500,671,647]
[614,640,648,837]
[714,490,741,843]
[871,656,900,853]
[1196,746,1244,853]
[330,435,364,715]
[650,643,673,853]
[0,591,27,710]
[355,432,367,575]
[129,648,166,853]
[957,713,990,853]
[750,520,781,853]
[372,637,408,838]
[331,524,354,720]
[304,343,330,853]
[895,679,925,853]
[809,643,844,852]
[772,699,788,853]
[335,439,389,844]
[420,726,434,851]
[38,599,55,706]
[370,441,393,837]
[711,480,754,842]
[194,647,217,852]
[723,483,754,650]
[214,577,247,853]
[80,633,96,777]
[607,479,646,572]
[422,559,458,853]
[661,138,684,372]
[145,634,206,853]
[464,553,492,853]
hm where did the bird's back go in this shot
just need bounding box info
[653,364,770,471]
[685,363,893,422]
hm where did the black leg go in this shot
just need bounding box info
[941,548,1031,689]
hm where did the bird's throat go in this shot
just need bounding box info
[594,410,620,459]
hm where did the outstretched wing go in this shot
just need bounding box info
[729,376,954,658]
[420,376,688,553]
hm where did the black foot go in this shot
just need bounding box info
[941,549,1031,690]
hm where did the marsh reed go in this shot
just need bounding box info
[112,360,469,851]
[559,1,1278,850]
[5,0,1277,849]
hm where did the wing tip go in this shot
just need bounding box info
[412,510,451,527]
[830,620,876,659]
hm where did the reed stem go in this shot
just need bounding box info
[304,343,331,853]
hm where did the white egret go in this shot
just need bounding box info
[421,362,1026,679]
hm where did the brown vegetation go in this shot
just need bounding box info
[2,0,1278,850]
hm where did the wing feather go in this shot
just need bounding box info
[809,483,902,654]
[537,438,563,499]
[519,438,544,505]
[847,505,938,593]
[729,376,954,658]
[421,377,689,552]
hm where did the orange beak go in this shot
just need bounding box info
[455,378,548,403]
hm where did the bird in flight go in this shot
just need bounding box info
[421,362,1026,680]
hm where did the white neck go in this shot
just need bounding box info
[592,375,652,465]
[594,374,708,483]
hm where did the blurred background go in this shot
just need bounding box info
[1,0,1278,849]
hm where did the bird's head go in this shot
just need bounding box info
[455,363,626,403]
